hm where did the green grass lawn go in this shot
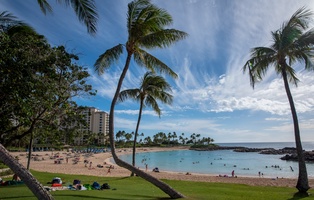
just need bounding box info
[0,171,313,200]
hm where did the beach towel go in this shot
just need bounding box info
[83,184,92,190]
[92,181,100,190]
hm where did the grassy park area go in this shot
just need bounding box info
[1,170,314,200]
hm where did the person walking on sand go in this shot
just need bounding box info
[145,164,148,172]
[106,165,111,174]
[231,170,235,177]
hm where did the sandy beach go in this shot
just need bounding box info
[8,146,314,188]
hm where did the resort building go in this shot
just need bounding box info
[75,107,110,145]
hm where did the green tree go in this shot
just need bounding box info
[144,136,152,145]
[0,16,53,199]
[118,71,173,175]
[0,26,94,146]
[243,7,314,193]
[0,22,94,199]
[36,0,98,34]
[95,0,187,197]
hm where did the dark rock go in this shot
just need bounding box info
[281,151,314,162]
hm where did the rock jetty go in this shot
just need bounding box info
[190,146,314,162]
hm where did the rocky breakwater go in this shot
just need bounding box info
[233,147,273,152]
[280,151,314,162]
[234,147,314,162]
[190,145,246,151]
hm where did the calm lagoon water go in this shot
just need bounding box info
[117,142,314,178]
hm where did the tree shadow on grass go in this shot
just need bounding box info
[287,192,311,200]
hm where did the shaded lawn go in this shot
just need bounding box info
[0,171,314,200]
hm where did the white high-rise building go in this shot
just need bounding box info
[76,107,109,145]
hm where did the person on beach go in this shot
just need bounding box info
[106,165,111,174]
[231,170,235,177]
[145,164,148,172]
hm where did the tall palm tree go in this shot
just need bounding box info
[94,0,187,198]
[243,7,314,193]
[118,71,173,175]
[37,0,98,35]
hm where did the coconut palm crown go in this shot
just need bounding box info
[243,7,314,193]
[118,71,173,173]
[94,0,187,198]
[118,71,173,117]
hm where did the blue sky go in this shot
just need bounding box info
[2,0,314,143]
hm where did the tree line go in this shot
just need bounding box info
[115,130,214,147]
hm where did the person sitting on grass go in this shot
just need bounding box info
[12,174,21,181]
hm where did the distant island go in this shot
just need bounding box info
[189,145,314,162]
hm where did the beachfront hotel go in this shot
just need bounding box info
[75,107,110,145]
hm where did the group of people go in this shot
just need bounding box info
[0,174,21,186]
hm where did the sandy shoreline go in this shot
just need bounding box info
[8,146,314,188]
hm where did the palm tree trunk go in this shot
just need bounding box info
[282,68,309,193]
[0,143,54,199]
[108,52,185,198]
[131,100,144,176]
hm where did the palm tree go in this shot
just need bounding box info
[0,144,54,199]
[0,11,26,32]
[118,71,173,175]
[243,7,314,193]
[94,0,187,198]
[36,0,98,35]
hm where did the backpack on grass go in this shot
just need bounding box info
[101,183,110,190]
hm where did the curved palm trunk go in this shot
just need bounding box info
[282,68,309,193]
[0,143,54,199]
[131,99,144,176]
[108,52,185,198]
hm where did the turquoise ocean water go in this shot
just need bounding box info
[117,142,314,178]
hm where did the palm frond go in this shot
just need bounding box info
[0,11,26,32]
[140,29,188,49]
[94,44,124,75]
[127,0,151,33]
[134,49,178,78]
[37,0,53,14]
[250,47,277,76]
[145,95,161,116]
[60,0,98,35]
[118,89,140,103]
[280,7,312,50]
[289,29,314,70]
[243,46,277,89]
[243,59,259,88]
[286,7,312,31]
[136,5,173,32]
[284,64,299,86]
